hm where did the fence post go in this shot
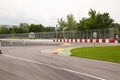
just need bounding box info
[0,40,2,54]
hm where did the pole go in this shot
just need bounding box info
[94,38,96,47]
[55,25,58,39]
[93,32,97,47]
[63,27,68,41]
[0,40,2,54]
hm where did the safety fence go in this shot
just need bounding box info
[0,28,114,39]
[53,28,117,43]
[54,28,114,39]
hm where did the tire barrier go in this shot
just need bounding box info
[60,39,62,42]
[109,38,115,43]
[53,38,117,43]
[102,38,106,43]
[71,39,73,42]
[96,38,99,43]
[85,39,87,43]
[80,38,82,42]
[67,39,69,42]
[90,38,93,43]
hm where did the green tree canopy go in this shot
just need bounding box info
[66,14,77,30]
[11,26,20,34]
[19,23,29,33]
[57,18,66,30]
[0,26,10,34]
[29,24,44,32]
[57,14,77,31]
[44,27,55,32]
[77,9,114,30]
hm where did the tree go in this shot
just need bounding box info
[88,9,96,18]
[77,17,89,30]
[101,13,114,28]
[29,24,44,32]
[19,23,29,33]
[57,18,66,30]
[44,27,55,32]
[0,26,10,34]
[77,9,114,30]
[114,23,120,35]
[11,26,20,34]
[66,14,77,30]
[57,14,77,31]
[88,9,97,29]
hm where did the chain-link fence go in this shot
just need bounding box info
[0,28,114,39]
[58,28,114,39]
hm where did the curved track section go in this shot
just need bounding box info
[0,40,120,80]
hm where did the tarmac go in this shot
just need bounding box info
[0,39,120,80]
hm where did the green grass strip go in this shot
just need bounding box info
[71,46,120,63]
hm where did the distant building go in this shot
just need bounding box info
[0,25,18,27]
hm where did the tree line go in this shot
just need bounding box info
[0,9,120,34]
[0,23,55,34]
[57,9,120,34]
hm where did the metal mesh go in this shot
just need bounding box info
[0,28,114,39]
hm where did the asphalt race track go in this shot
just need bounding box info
[0,40,120,80]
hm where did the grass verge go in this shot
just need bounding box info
[70,46,120,63]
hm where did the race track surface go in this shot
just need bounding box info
[0,40,120,80]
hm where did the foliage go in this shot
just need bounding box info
[57,18,67,30]
[57,9,115,31]
[0,9,120,34]
[0,25,10,34]
[77,9,114,30]
[44,27,55,32]
[114,23,120,35]
[57,14,77,31]
[11,26,20,34]
[77,17,89,30]
[19,23,29,33]
[66,14,77,30]
[0,23,55,34]
[29,24,44,32]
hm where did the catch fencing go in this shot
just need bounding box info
[0,28,115,39]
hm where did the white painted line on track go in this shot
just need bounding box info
[2,54,106,80]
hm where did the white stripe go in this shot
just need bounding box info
[3,54,106,80]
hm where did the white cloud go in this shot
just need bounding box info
[0,0,120,26]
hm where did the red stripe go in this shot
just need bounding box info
[96,38,99,43]
[90,38,93,43]
[85,39,87,43]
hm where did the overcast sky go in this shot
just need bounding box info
[0,0,120,26]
